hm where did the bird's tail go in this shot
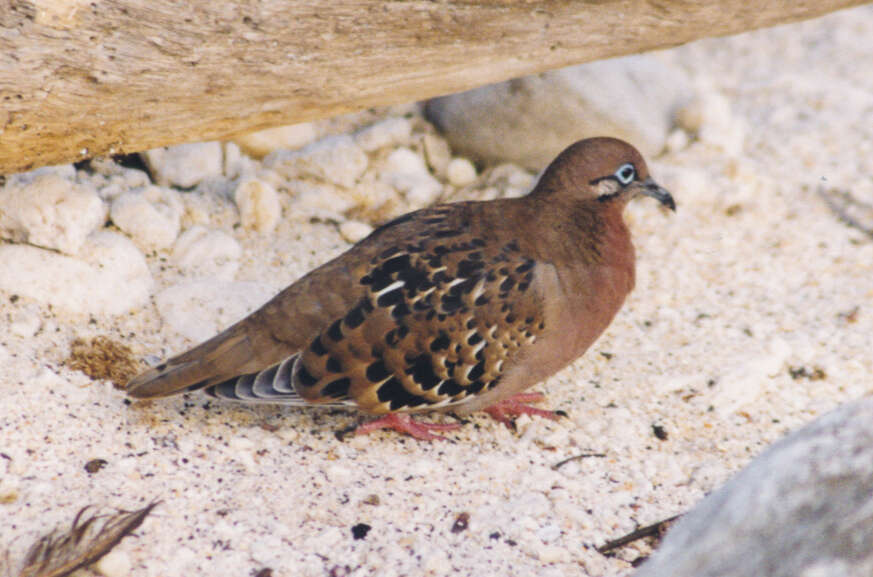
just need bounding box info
[126,324,258,399]
[203,354,312,405]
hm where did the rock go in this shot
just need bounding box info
[535,544,570,564]
[287,181,356,221]
[676,87,746,156]
[421,133,452,179]
[223,141,254,180]
[142,142,224,188]
[453,163,534,203]
[264,135,368,188]
[155,280,275,342]
[339,220,374,243]
[4,164,76,184]
[426,54,694,170]
[234,178,281,233]
[0,173,106,255]
[96,166,152,201]
[233,122,319,158]
[635,399,873,577]
[110,186,183,251]
[382,147,443,209]
[665,128,690,154]
[173,226,242,280]
[446,157,478,187]
[354,117,413,152]
[0,231,152,316]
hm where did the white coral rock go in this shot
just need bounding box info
[0,231,152,316]
[173,226,242,280]
[446,157,478,187]
[264,135,368,188]
[382,147,442,209]
[0,173,106,255]
[142,142,224,188]
[339,220,374,243]
[110,186,183,251]
[354,117,413,152]
[234,178,281,233]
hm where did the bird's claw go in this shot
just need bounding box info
[354,413,461,441]
[483,392,561,429]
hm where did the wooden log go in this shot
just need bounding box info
[0,0,866,174]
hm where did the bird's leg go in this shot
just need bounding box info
[483,392,561,428]
[355,413,461,441]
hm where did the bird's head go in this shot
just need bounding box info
[533,137,675,211]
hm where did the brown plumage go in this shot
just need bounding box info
[127,137,675,439]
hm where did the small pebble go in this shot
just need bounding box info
[446,157,477,187]
[536,544,570,564]
[422,133,452,177]
[275,428,300,443]
[223,141,247,180]
[265,135,368,188]
[383,148,442,208]
[351,523,371,540]
[110,186,183,250]
[288,181,355,219]
[84,458,108,474]
[677,89,745,156]
[355,117,413,152]
[97,168,151,202]
[142,142,224,188]
[173,226,242,280]
[234,122,319,157]
[451,512,470,533]
[325,464,352,484]
[234,178,281,233]
[339,220,374,243]
[384,147,430,180]
[665,128,690,153]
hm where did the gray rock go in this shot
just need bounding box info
[425,55,693,170]
[635,399,873,577]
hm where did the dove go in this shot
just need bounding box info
[127,137,675,439]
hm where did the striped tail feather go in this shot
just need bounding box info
[204,355,354,409]
[204,355,308,403]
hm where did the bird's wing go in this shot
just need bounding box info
[280,204,548,413]
[127,202,547,412]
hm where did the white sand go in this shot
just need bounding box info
[2,7,873,576]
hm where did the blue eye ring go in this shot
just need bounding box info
[615,163,636,185]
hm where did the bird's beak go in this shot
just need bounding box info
[638,178,676,211]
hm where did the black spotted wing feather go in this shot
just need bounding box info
[291,205,546,414]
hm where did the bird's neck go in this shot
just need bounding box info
[517,195,633,269]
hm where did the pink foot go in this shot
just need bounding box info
[483,392,561,429]
[355,413,461,441]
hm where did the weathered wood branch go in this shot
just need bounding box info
[0,0,866,174]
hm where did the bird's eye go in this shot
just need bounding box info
[615,163,636,185]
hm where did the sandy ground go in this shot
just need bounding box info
[2,6,873,576]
